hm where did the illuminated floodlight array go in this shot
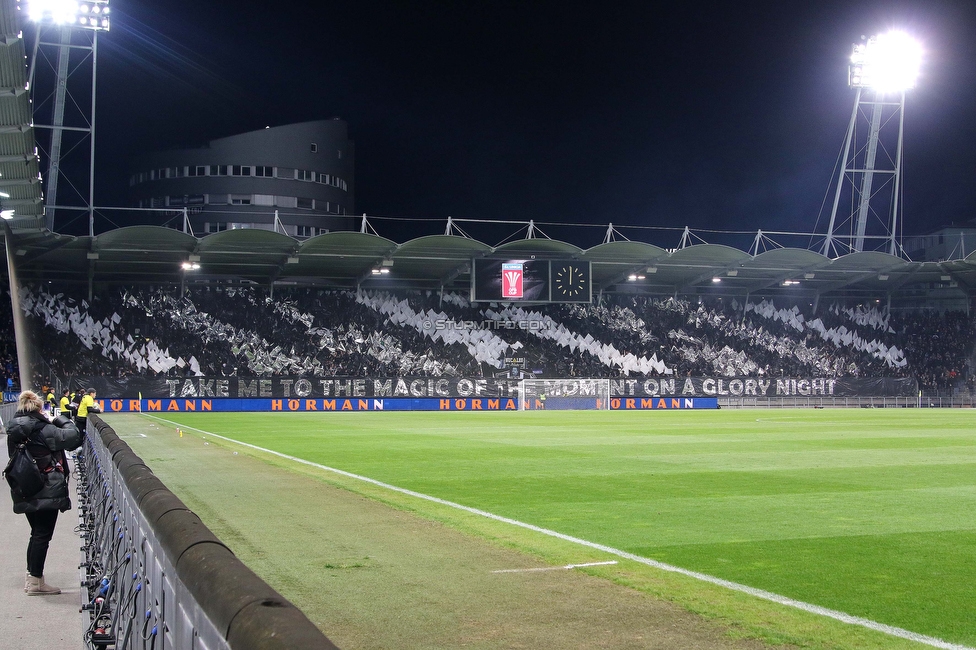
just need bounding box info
[19,0,111,31]
[849,30,921,91]
[0,190,12,219]
[0,190,13,219]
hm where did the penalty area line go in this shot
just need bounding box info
[493,560,618,574]
[139,413,973,650]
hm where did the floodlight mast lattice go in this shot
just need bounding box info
[822,31,921,258]
[19,0,110,236]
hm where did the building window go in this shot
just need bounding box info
[205,222,228,233]
[230,194,252,205]
[210,165,228,176]
[255,166,274,177]
[232,165,252,176]
[172,166,185,178]
[297,197,313,209]
[276,167,296,179]
[310,143,318,153]
[297,169,316,182]
[318,174,330,185]
[276,196,298,208]
[254,194,275,206]
[187,194,204,205]
[296,225,327,238]
[187,166,207,177]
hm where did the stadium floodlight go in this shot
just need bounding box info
[181,262,200,271]
[849,30,921,92]
[824,29,921,258]
[21,0,111,236]
[1,210,14,220]
[20,0,111,31]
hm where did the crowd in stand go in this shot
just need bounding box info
[0,293,18,392]
[2,284,975,391]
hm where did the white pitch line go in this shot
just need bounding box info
[139,413,974,650]
[493,560,618,574]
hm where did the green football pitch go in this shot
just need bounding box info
[114,408,976,649]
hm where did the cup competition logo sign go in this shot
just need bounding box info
[502,262,524,298]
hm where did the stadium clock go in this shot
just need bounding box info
[551,262,590,302]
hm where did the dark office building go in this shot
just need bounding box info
[128,119,355,237]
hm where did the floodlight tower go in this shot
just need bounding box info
[19,0,110,236]
[822,31,922,257]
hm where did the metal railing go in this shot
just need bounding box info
[719,393,975,409]
[77,415,339,649]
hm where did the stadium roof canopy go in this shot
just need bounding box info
[0,0,44,228]
[4,225,976,307]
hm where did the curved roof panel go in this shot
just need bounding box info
[389,235,490,288]
[583,241,669,262]
[395,234,491,257]
[581,241,670,287]
[283,232,398,284]
[668,244,751,266]
[298,231,397,257]
[830,251,905,272]
[196,228,296,254]
[749,248,829,267]
[494,239,583,256]
[94,226,197,252]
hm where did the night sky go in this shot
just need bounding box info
[84,0,976,248]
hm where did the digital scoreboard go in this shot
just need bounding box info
[471,259,591,303]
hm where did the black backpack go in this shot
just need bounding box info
[4,443,45,499]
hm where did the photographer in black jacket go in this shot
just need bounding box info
[5,390,81,595]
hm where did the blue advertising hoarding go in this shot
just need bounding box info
[88,396,718,413]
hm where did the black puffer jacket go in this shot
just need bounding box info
[5,411,81,514]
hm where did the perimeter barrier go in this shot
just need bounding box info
[719,394,972,408]
[76,414,339,650]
